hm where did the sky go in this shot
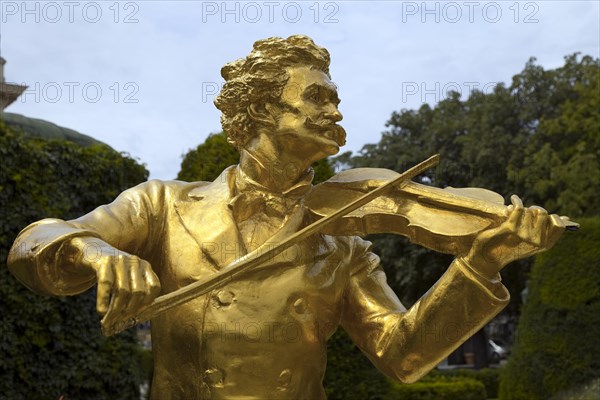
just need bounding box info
[1,0,599,180]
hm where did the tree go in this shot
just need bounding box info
[177,132,240,182]
[508,54,600,217]
[336,53,599,307]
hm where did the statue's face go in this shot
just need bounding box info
[271,66,346,159]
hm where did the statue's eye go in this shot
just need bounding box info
[310,92,320,102]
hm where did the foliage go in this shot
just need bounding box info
[0,120,149,399]
[312,157,336,185]
[177,131,334,184]
[336,53,599,307]
[550,377,600,400]
[430,368,500,399]
[388,376,487,400]
[324,329,390,399]
[507,54,600,217]
[499,216,600,400]
[177,132,240,182]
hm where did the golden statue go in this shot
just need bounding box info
[8,35,575,399]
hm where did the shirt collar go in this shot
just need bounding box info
[234,164,314,199]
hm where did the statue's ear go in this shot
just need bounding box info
[248,103,276,127]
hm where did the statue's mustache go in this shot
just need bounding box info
[304,116,338,130]
[304,116,347,146]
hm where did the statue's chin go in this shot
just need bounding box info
[320,126,347,147]
[320,140,342,157]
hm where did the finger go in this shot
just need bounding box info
[142,261,161,306]
[126,258,146,316]
[553,214,568,227]
[530,206,549,241]
[546,214,567,248]
[529,205,548,216]
[510,194,524,208]
[507,195,524,232]
[507,210,536,256]
[105,255,131,322]
[96,261,114,316]
[526,207,549,247]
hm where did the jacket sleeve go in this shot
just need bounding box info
[7,180,167,297]
[340,237,509,383]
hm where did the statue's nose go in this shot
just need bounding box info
[324,108,343,122]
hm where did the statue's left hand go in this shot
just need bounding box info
[462,195,570,277]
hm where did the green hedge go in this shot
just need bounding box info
[499,217,600,400]
[551,377,600,400]
[323,326,499,400]
[389,377,487,400]
[324,329,390,399]
[1,121,149,399]
[431,368,500,398]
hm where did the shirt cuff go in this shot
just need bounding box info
[454,256,509,303]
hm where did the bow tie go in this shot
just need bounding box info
[228,166,313,223]
[230,191,297,221]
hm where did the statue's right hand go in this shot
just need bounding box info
[65,237,161,323]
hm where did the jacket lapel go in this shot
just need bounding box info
[174,166,246,269]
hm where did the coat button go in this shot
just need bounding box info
[212,290,235,308]
[292,298,306,314]
[277,369,292,388]
[204,367,224,386]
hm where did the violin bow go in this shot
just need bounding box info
[101,154,441,336]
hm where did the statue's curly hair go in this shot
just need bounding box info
[214,35,331,149]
